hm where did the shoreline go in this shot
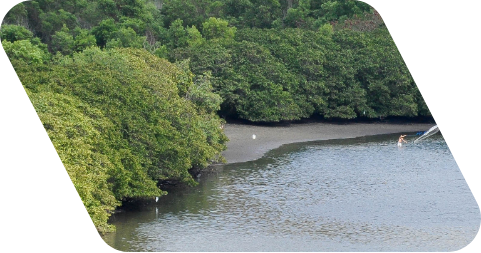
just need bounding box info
[221,122,434,164]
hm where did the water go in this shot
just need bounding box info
[102,133,480,251]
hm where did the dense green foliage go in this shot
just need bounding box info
[2,0,430,231]
[2,0,429,122]
[6,46,227,232]
[171,18,428,121]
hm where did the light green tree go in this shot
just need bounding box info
[186,25,205,47]
[202,17,236,44]
[2,39,50,64]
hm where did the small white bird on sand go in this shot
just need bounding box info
[252,134,256,139]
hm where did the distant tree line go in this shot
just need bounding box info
[2,0,430,122]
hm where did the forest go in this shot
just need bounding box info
[1,0,430,232]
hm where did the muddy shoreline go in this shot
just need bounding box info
[221,122,434,164]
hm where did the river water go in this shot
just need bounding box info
[103,133,480,251]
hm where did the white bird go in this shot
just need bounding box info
[155,197,159,202]
[252,134,256,139]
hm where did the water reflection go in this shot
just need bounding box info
[103,133,480,251]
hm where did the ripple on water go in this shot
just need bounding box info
[105,134,480,251]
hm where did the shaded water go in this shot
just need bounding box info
[103,133,480,251]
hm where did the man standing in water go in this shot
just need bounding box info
[398,135,407,147]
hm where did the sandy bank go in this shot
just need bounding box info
[222,122,434,164]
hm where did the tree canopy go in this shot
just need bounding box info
[6,46,227,232]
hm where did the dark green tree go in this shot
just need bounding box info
[51,25,75,55]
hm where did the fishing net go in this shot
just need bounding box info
[414,125,439,143]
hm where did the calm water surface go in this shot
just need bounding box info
[103,133,480,251]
